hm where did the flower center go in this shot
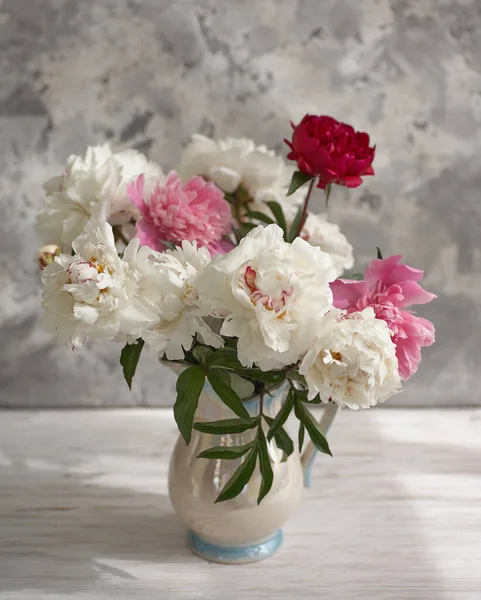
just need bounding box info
[182,282,198,304]
[243,266,293,316]
[67,257,113,293]
[68,260,100,284]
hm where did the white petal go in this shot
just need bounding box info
[73,304,99,325]
[209,166,241,193]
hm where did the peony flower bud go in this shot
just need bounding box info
[284,114,375,189]
[36,245,61,270]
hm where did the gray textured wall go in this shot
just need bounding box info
[1,0,480,407]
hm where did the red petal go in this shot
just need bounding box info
[342,176,363,188]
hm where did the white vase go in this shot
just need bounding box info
[168,381,339,564]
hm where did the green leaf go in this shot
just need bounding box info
[160,240,177,251]
[233,228,244,245]
[263,415,294,458]
[193,417,258,435]
[206,349,243,371]
[298,421,305,453]
[197,442,254,460]
[233,222,257,243]
[174,366,206,445]
[296,401,332,456]
[376,246,383,260]
[305,394,323,404]
[287,171,313,196]
[291,384,321,404]
[120,339,145,390]
[265,201,287,235]
[266,388,294,442]
[257,429,274,504]
[233,223,257,244]
[287,206,303,242]
[235,369,286,384]
[212,368,231,385]
[287,371,307,385]
[342,270,364,281]
[207,370,251,420]
[275,426,295,458]
[244,211,275,225]
[292,387,309,402]
[215,448,258,503]
[192,345,214,364]
[230,374,256,400]
[324,183,332,206]
[223,337,238,350]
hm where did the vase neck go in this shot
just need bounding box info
[197,381,289,420]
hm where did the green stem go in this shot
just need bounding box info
[296,178,316,237]
[258,388,265,426]
[324,183,332,207]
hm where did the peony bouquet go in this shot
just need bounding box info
[36,114,436,504]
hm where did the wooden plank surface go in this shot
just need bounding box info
[0,409,480,600]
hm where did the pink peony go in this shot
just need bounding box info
[127,171,233,255]
[330,255,436,381]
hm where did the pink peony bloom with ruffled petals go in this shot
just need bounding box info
[127,171,234,255]
[330,255,436,381]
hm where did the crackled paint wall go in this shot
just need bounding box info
[1,0,480,406]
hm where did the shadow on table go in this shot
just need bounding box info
[1,410,475,598]
[0,479,198,596]
[279,412,474,600]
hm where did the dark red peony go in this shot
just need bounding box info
[285,115,375,189]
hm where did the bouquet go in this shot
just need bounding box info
[36,114,436,505]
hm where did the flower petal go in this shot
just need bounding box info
[330,279,369,310]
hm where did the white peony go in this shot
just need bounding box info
[109,148,163,225]
[178,134,302,213]
[40,222,159,349]
[196,224,337,371]
[300,212,354,276]
[141,241,223,360]
[37,144,163,252]
[299,308,401,410]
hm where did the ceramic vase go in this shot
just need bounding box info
[168,382,338,564]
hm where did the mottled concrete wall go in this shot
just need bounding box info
[1,0,480,406]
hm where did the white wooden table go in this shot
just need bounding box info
[0,409,480,600]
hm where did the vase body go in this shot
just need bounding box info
[168,383,303,563]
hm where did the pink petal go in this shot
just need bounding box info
[330,279,369,310]
[387,264,425,286]
[135,219,162,251]
[397,281,437,308]
[392,312,435,380]
[207,237,235,256]
[127,175,146,211]
[364,255,403,287]
[401,313,435,345]
[395,339,421,381]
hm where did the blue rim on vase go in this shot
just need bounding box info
[187,529,283,564]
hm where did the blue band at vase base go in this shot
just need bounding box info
[187,529,283,564]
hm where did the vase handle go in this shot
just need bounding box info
[300,403,340,489]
